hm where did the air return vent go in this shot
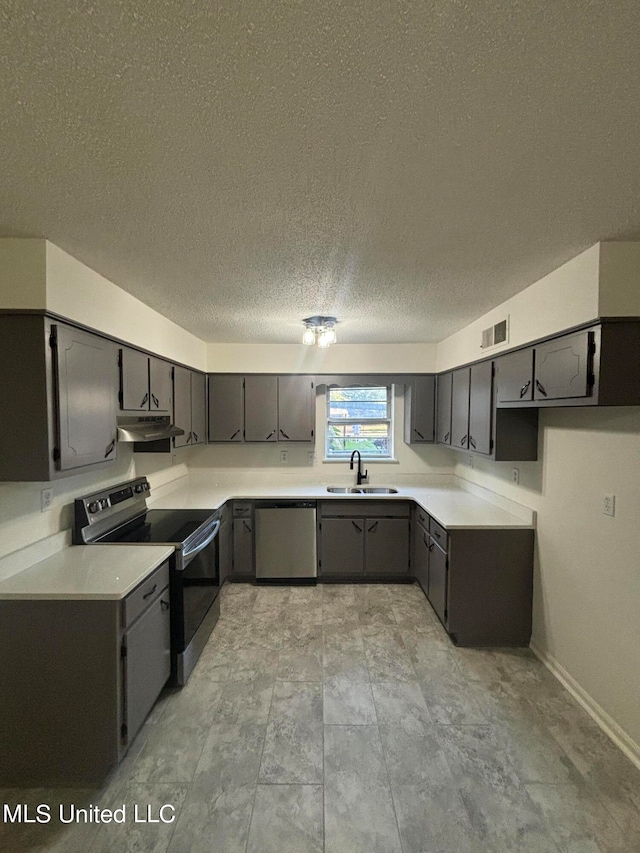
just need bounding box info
[481,317,509,349]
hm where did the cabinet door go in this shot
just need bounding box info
[468,361,493,455]
[173,365,192,448]
[405,376,435,443]
[436,372,452,445]
[450,368,470,449]
[218,506,232,587]
[190,372,206,445]
[495,348,534,403]
[149,357,172,414]
[233,518,254,575]
[320,518,364,575]
[413,523,430,595]
[120,348,149,411]
[278,376,314,441]
[53,325,118,471]
[208,375,244,442]
[124,588,171,744]
[245,375,278,442]
[428,539,448,625]
[365,518,410,574]
[534,330,593,400]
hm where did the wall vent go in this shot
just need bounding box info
[480,316,509,349]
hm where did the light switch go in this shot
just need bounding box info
[280,450,288,464]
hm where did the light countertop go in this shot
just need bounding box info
[0,545,174,601]
[150,479,533,530]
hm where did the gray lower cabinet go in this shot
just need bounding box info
[412,512,430,596]
[0,561,171,785]
[319,501,410,577]
[404,375,436,443]
[174,366,207,447]
[427,538,447,624]
[0,316,120,480]
[218,503,233,586]
[208,374,244,442]
[232,503,255,576]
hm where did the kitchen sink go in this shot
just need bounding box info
[326,486,398,494]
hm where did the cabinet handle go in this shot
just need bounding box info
[519,380,531,398]
[152,393,160,408]
[433,529,441,539]
[187,431,193,444]
[423,533,429,548]
[351,521,362,533]
[443,432,450,443]
[143,583,157,600]
[368,521,378,533]
[160,598,170,611]
[429,541,435,552]
[242,520,251,532]
[469,436,476,450]
[140,393,149,407]
[279,429,290,439]
[192,432,198,442]
[414,429,425,439]
[461,434,468,447]
[266,431,276,440]
[230,429,240,440]
[536,380,548,397]
[104,438,116,458]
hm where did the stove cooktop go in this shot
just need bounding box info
[97,509,217,545]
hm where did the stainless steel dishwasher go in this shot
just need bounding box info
[254,501,317,579]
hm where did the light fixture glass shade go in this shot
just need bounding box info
[323,325,337,344]
[301,315,338,347]
[318,328,332,348]
[302,326,316,345]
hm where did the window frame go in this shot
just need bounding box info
[324,385,394,461]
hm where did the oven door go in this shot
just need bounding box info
[172,519,220,657]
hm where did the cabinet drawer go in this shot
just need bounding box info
[430,520,448,550]
[415,506,430,532]
[122,562,170,628]
[320,500,410,518]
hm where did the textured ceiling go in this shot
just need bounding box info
[1,1,640,344]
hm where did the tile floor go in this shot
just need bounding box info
[2,582,640,852]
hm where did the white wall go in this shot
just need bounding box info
[46,242,207,370]
[0,238,46,308]
[206,342,437,373]
[598,242,640,317]
[437,244,601,371]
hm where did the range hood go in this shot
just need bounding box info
[117,416,185,443]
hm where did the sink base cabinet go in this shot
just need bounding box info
[0,564,171,785]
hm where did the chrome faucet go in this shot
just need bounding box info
[349,450,368,485]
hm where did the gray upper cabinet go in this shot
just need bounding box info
[450,368,471,449]
[149,357,173,414]
[120,349,172,414]
[436,373,452,445]
[173,366,207,447]
[208,375,244,442]
[468,361,493,455]
[534,329,593,400]
[495,348,534,403]
[245,375,278,441]
[278,376,314,441]
[404,376,436,444]
[53,324,118,472]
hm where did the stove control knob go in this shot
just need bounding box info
[134,484,144,494]
[88,501,100,514]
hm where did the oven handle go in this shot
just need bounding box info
[181,520,221,561]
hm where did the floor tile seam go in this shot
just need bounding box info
[369,681,407,853]
[245,703,271,853]
[581,776,640,836]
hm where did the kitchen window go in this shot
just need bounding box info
[325,386,393,459]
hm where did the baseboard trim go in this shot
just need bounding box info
[530,641,640,771]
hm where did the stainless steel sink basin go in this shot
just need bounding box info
[326,486,398,494]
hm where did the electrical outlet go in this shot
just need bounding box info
[603,494,616,517]
[468,455,474,468]
[280,450,288,464]
[512,468,520,484]
[41,488,53,512]
[308,451,316,465]
[172,453,178,466]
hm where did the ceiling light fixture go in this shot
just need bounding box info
[302,316,338,348]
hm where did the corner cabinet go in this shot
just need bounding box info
[0,315,118,481]
[208,374,315,443]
